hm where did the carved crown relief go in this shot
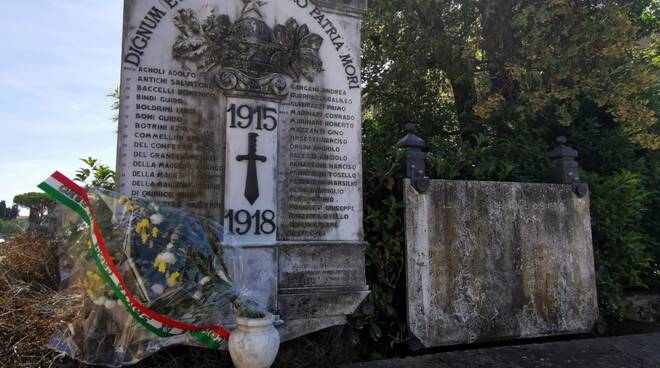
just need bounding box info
[172,3,325,98]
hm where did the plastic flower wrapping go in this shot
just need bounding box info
[46,186,262,367]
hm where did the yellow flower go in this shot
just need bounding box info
[153,252,176,274]
[151,227,159,238]
[136,218,151,244]
[123,199,135,215]
[86,271,101,282]
[83,269,104,302]
[167,272,181,287]
[154,258,168,273]
[135,218,150,234]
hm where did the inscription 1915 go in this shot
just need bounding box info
[228,104,278,131]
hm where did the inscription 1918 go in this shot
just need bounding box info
[224,209,276,235]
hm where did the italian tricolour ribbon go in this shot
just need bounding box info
[38,171,230,348]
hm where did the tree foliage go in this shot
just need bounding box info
[363,0,658,144]
[511,0,658,147]
[0,201,19,221]
[13,192,55,226]
[357,0,659,358]
[109,86,120,123]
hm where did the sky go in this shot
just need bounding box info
[0,1,123,211]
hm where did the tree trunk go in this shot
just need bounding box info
[448,69,479,141]
[480,0,519,106]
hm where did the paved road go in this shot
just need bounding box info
[346,333,660,368]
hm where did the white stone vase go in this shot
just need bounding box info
[228,313,280,368]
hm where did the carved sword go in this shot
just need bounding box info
[236,132,267,205]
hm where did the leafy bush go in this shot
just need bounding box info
[586,171,651,314]
[0,219,28,240]
[75,157,116,191]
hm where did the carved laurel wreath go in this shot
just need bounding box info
[172,9,325,84]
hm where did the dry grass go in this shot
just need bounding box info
[0,235,357,368]
[0,234,77,368]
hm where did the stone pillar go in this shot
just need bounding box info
[548,136,588,197]
[396,123,430,193]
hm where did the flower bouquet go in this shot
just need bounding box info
[40,173,264,367]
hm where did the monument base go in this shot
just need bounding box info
[230,241,370,341]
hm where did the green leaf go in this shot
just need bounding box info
[369,322,382,341]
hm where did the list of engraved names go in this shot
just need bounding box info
[117,66,224,215]
[281,83,360,240]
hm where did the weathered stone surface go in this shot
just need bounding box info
[405,179,598,347]
[117,0,369,341]
[278,242,370,320]
[314,0,368,15]
[226,246,278,310]
[279,287,370,319]
[278,242,367,289]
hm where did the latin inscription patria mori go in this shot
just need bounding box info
[172,4,325,97]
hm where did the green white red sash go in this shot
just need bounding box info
[39,171,230,348]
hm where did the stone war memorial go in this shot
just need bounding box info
[116,0,370,345]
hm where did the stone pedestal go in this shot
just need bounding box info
[225,241,370,340]
[404,179,599,347]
